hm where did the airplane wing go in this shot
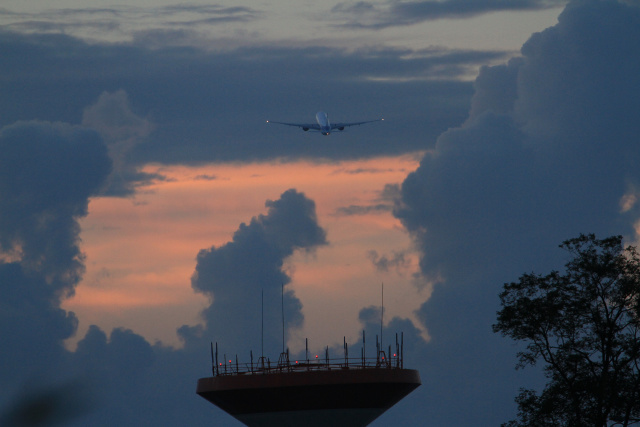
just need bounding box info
[266,121,321,131]
[331,118,384,130]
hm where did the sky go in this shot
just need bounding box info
[2,0,640,426]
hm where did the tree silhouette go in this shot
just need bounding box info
[494,234,640,426]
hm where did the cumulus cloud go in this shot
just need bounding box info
[0,120,111,410]
[367,249,411,274]
[73,325,156,388]
[0,121,111,287]
[44,189,328,426]
[398,0,640,292]
[1,183,330,425]
[393,0,640,424]
[82,90,156,196]
[186,189,328,357]
[82,90,152,144]
[466,57,524,123]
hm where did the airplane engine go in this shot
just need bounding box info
[302,127,309,131]
[337,127,345,131]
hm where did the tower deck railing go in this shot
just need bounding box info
[211,332,406,377]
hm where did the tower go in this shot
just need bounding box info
[196,334,421,426]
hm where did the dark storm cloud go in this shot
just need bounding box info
[0,29,501,165]
[0,121,111,284]
[186,189,328,357]
[0,120,111,414]
[74,326,156,379]
[333,0,567,29]
[467,57,524,123]
[393,0,640,424]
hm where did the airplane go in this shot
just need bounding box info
[267,111,383,135]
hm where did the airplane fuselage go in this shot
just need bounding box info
[315,111,331,135]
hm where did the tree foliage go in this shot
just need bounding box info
[494,234,640,426]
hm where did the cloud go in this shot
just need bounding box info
[82,90,152,143]
[367,249,411,273]
[74,325,156,380]
[0,5,261,40]
[333,203,392,216]
[51,189,329,426]
[194,174,218,181]
[333,181,402,216]
[0,183,330,425]
[0,380,92,427]
[3,1,638,426]
[0,121,111,285]
[466,57,524,124]
[0,30,496,163]
[186,189,328,357]
[333,0,567,29]
[0,120,111,410]
[393,0,640,424]
[81,90,157,196]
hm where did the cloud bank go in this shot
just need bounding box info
[0,120,111,410]
[2,0,640,426]
[394,0,640,424]
[0,29,491,167]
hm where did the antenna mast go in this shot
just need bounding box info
[381,282,384,350]
[261,289,264,360]
[281,283,285,354]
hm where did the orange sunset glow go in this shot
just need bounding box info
[64,155,431,349]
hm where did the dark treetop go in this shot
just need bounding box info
[494,234,640,427]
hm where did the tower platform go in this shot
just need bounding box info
[197,348,421,427]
